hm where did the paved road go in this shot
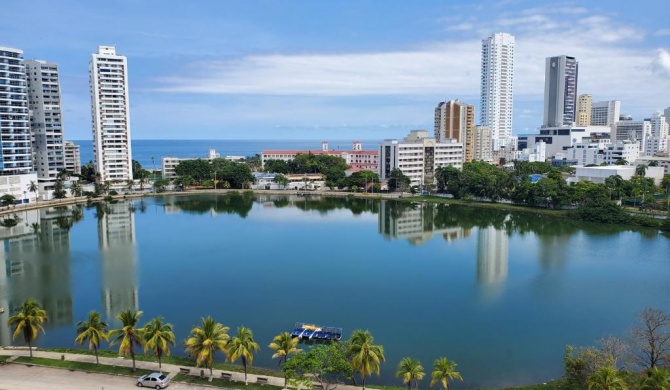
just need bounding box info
[0,364,200,390]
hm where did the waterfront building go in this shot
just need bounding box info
[480,33,514,150]
[573,165,664,186]
[614,120,650,152]
[89,46,132,183]
[0,47,33,176]
[591,100,621,127]
[25,59,66,198]
[162,148,220,179]
[602,140,640,165]
[577,94,592,126]
[63,141,81,175]
[466,125,493,163]
[518,125,611,159]
[261,141,378,171]
[379,130,463,188]
[543,55,578,127]
[434,99,474,144]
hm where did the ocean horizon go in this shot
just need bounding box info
[74,139,382,170]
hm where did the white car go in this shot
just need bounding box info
[137,372,170,388]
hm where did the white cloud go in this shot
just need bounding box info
[446,23,474,32]
[652,48,670,77]
[655,28,670,36]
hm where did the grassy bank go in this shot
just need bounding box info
[399,195,569,218]
[172,373,282,390]
[13,356,153,377]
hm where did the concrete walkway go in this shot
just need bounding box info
[0,348,362,390]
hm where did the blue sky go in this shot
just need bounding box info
[3,0,669,140]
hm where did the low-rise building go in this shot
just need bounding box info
[603,141,640,165]
[633,156,670,175]
[614,120,650,152]
[0,173,39,204]
[162,149,220,179]
[518,125,611,159]
[262,141,378,171]
[379,130,463,188]
[573,165,665,186]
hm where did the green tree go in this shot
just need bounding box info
[108,309,144,372]
[269,332,301,365]
[615,159,628,166]
[283,342,353,390]
[430,358,463,390]
[175,159,213,184]
[74,310,108,365]
[70,180,83,197]
[185,316,230,377]
[153,178,170,193]
[273,174,290,190]
[388,169,411,192]
[53,178,67,199]
[27,181,38,202]
[7,298,47,359]
[641,367,670,390]
[636,164,648,177]
[349,330,385,389]
[227,326,260,384]
[587,367,628,390]
[264,159,292,174]
[396,357,425,390]
[143,317,176,370]
[0,194,15,206]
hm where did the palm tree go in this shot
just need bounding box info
[108,310,144,371]
[74,310,108,365]
[430,358,463,390]
[587,367,628,390]
[70,180,83,197]
[641,367,670,389]
[269,332,301,365]
[636,164,648,177]
[7,298,47,359]
[349,329,386,389]
[185,316,230,378]
[27,181,38,202]
[227,326,260,384]
[269,332,301,387]
[396,357,425,390]
[143,317,176,371]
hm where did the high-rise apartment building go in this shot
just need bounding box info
[465,126,493,163]
[615,120,650,152]
[480,33,514,149]
[25,60,65,192]
[543,55,578,127]
[0,47,33,175]
[89,46,132,182]
[63,141,81,175]
[665,107,670,127]
[591,100,621,127]
[650,112,669,138]
[577,94,592,126]
[434,100,474,144]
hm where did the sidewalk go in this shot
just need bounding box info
[0,348,362,390]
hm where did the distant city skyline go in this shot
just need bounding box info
[2,0,669,140]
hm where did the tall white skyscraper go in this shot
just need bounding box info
[543,55,578,127]
[25,60,65,192]
[0,47,33,175]
[89,46,133,182]
[480,33,515,150]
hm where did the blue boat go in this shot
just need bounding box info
[290,323,343,341]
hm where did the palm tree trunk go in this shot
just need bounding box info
[131,351,136,372]
[362,377,366,390]
[244,360,248,385]
[28,339,33,359]
[158,350,162,370]
[95,345,99,365]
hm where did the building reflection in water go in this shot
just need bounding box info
[378,200,471,245]
[476,224,509,296]
[0,206,78,346]
[98,201,138,321]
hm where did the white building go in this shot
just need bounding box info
[565,140,612,166]
[574,165,664,186]
[63,141,81,175]
[25,60,66,196]
[379,130,463,188]
[517,141,547,162]
[89,46,132,183]
[480,33,514,149]
[591,100,620,127]
[644,136,669,157]
[0,173,38,204]
[603,141,640,165]
[614,120,650,152]
[518,125,611,159]
[162,148,220,179]
[543,55,579,127]
[0,47,33,176]
[634,156,670,175]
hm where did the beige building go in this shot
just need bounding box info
[577,94,592,126]
[434,100,474,144]
[465,126,493,163]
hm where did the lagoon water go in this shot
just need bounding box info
[1,194,669,388]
